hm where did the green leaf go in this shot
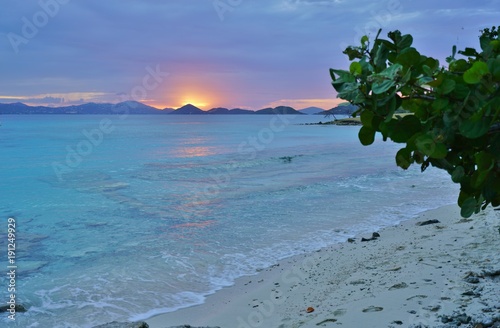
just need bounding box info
[371,64,402,94]
[480,35,491,51]
[423,57,440,72]
[451,82,470,100]
[395,48,420,69]
[390,115,422,143]
[491,134,500,160]
[459,47,480,57]
[379,63,403,78]
[378,119,396,138]
[336,82,362,101]
[427,73,443,87]
[361,35,369,45]
[388,30,402,44]
[330,69,356,93]
[449,59,469,72]
[487,57,500,81]
[372,80,395,94]
[475,151,494,172]
[402,99,429,119]
[396,148,412,169]
[463,61,489,84]
[430,143,447,159]
[471,170,490,188]
[446,45,457,63]
[432,98,449,112]
[374,43,390,69]
[399,34,413,49]
[343,46,364,60]
[360,110,375,128]
[414,134,435,156]
[492,40,500,51]
[330,69,354,83]
[459,118,491,139]
[329,68,337,81]
[483,177,500,203]
[422,65,433,76]
[460,197,477,218]
[439,79,456,94]
[349,62,362,75]
[358,126,376,146]
[400,68,412,84]
[451,166,465,183]
[417,76,434,86]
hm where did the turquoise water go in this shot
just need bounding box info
[0,114,458,327]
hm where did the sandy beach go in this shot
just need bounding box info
[146,204,500,328]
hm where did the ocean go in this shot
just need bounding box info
[0,114,458,327]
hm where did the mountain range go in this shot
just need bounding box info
[0,101,357,116]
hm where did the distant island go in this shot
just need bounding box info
[0,101,358,116]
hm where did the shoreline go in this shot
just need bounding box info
[146,204,500,328]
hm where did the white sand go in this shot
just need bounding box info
[146,205,500,328]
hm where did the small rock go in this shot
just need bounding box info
[92,322,149,328]
[372,232,380,238]
[389,282,408,290]
[480,316,495,326]
[465,276,480,284]
[0,304,27,313]
[362,306,384,313]
[347,238,355,243]
[424,305,441,312]
[483,269,500,277]
[387,267,402,272]
[456,314,471,324]
[462,290,481,297]
[306,306,315,313]
[391,320,403,325]
[416,219,440,226]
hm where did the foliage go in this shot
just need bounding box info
[330,27,500,217]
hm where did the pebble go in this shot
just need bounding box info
[416,219,440,226]
[465,276,481,284]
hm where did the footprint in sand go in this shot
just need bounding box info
[389,282,408,290]
[316,318,337,326]
[362,306,384,313]
[333,308,347,316]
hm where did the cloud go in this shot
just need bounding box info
[0,0,498,108]
[0,93,110,106]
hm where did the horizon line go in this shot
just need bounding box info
[0,101,345,112]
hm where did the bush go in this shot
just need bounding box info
[330,27,500,217]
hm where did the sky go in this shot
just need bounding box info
[0,0,499,110]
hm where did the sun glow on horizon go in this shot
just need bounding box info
[162,75,224,110]
[181,97,210,109]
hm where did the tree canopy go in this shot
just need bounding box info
[330,27,500,217]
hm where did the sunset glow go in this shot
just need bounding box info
[181,97,210,109]
[1,1,493,110]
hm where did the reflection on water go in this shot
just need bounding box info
[176,145,218,158]
[171,136,220,158]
